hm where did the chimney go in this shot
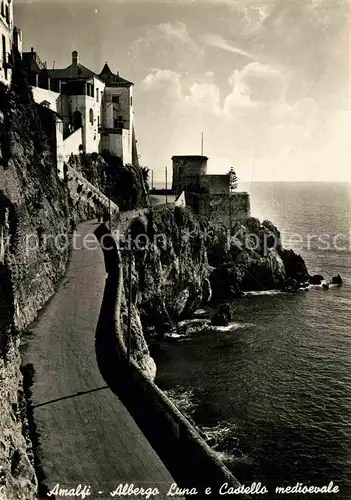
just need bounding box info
[72,50,79,65]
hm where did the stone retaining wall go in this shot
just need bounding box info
[94,224,243,498]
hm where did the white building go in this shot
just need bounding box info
[99,63,134,165]
[0,0,14,85]
[23,50,135,167]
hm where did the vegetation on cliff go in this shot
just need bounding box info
[68,150,149,210]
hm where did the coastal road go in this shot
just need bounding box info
[21,221,176,499]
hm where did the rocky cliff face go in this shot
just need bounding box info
[119,207,309,379]
[0,77,73,499]
[119,206,211,379]
[0,70,103,497]
[208,217,309,297]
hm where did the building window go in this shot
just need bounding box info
[96,88,99,102]
[112,95,119,104]
[89,108,94,125]
[72,110,83,131]
[130,96,132,106]
[0,2,4,16]
[5,4,9,24]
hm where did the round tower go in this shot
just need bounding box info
[172,155,208,194]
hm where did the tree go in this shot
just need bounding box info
[141,166,150,184]
[229,166,238,192]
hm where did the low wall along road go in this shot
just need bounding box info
[94,223,243,499]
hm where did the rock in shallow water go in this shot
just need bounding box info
[309,274,325,285]
[331,275,343,285]
[211,304,232,327]
[177,318,210,335]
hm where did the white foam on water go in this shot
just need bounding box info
[244,290,288,297]
[164,388,196,415]
[211,322,255,332]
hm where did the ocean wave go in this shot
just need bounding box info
[214,450,255,468]
[164,388,196,416]
[200,421,255,468]
[211,322,255,332]
[244,290,289,297]
[200,422,238,450]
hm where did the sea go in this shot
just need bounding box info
[152,182,351,499]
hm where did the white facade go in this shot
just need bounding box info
[101,85,133,164]
[0,0,13,85]
[84,76,105,153]
[28,50,135,167]
[32,87,61,112]
[55,117,64,179]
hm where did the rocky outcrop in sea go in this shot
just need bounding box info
[118,206,311,378]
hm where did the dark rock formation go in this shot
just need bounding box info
[309,274,325,285]
[331,275,343,286]
[177,318,209,336]
[119,206,211,375]
[205,216,310,299]
[278,248,310,284]
[118,206,312,374]
[211,304,232,327]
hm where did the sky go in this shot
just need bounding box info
[15,0,350,182]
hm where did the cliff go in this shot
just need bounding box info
[0,74,73,498]
[67,150,149,210]
[118,206,309,378]
[119,206,211,379]
[0,65,104,497]
[208,217,309,297]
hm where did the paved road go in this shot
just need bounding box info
[21,221,176,499]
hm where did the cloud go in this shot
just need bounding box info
[202,34,257,60]
[232,4,273,35]
[240,61,284,79]
[223,70,260,115]
[142,67,259,117]
[157,22,190,43]
[142,58,293,121]
[185,83,222,115]
[142,69,182,99]
[130,21,204,71]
